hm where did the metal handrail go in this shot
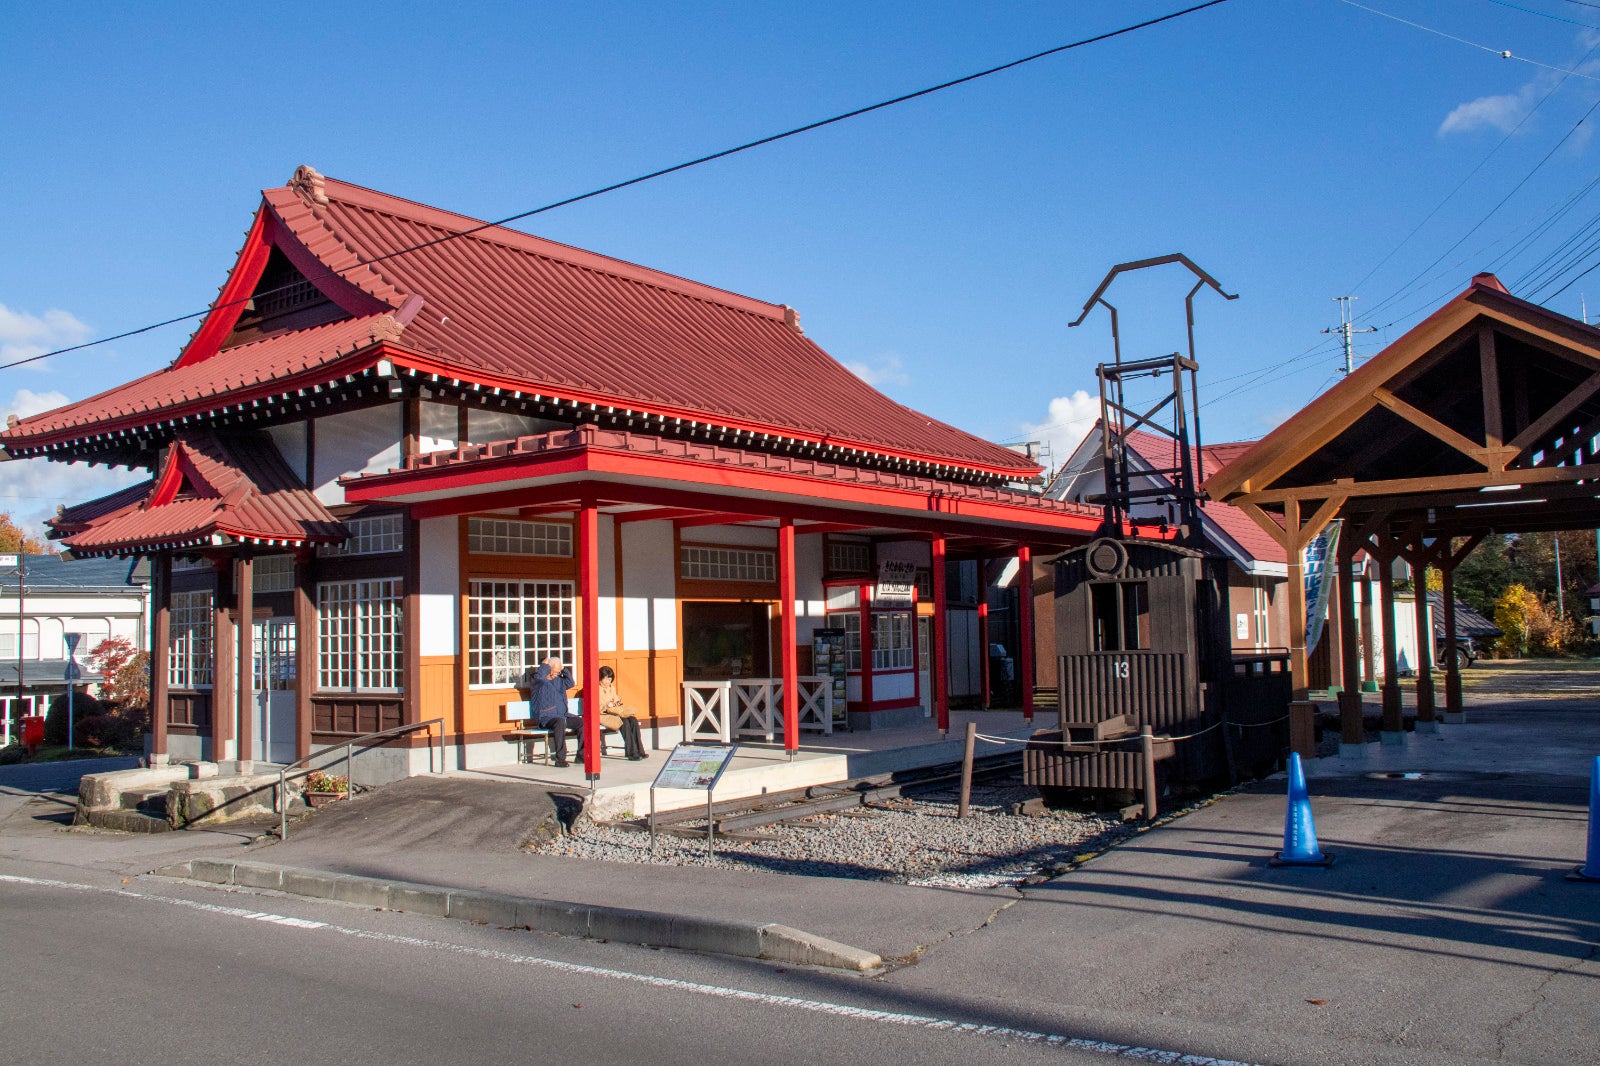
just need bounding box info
[277,717,444,840]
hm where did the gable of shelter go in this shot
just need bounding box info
[1207,274,1600,509]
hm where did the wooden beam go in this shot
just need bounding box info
[1230,460,1600,506]
[1480,326,1502,450]
[1235,501,1290,549]
[1372,387,1492,467]
[1290,495,1348,552]
[1507,370,1600,457]
[1284,499,1310,698]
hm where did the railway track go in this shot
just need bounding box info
[628,751,1023,841]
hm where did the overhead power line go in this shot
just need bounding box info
[1340,0,1600,80]
[5,0,1232,374]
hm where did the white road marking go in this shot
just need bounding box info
[1,873,1256,1065]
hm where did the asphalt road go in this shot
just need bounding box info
[1,869,1230,1066]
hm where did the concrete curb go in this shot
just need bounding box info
[154,859,881,972]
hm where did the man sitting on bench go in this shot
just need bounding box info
[520,656,575,767]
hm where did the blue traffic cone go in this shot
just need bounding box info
[1271,752,1334,867]
[1568,756,1600,883]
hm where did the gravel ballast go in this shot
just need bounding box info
[536,778,1138,891]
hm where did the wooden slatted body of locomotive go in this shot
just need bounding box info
[1024,256,1292,804]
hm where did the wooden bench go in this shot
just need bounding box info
[502,701,621,764]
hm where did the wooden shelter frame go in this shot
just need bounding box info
[1205,275,1600,740]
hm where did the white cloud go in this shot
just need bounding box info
[0,388,142,537]
[1439,44,1600,138]
[0,304,91,365]
[846,353,910,388]
[1439,86,1538,136]
[1020,389,1101,471]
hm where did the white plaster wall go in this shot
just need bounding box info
[264,422,310,483]
[875,672,916,700]
[468,408,564,445]
[793,533,827,644]
[598,514,617,653]
[681,525,776,547]
[620,521,676,651]
[418,517,459,656]
[313,404,402,505]
[418,401,458,454]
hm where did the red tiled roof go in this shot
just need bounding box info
[344,423,1107,541]
[1122,428,1286,565]
[6,167,1037,479]
[53,432,345,557]
[7,314,399,443]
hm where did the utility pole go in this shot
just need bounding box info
[1323,296,1378,375]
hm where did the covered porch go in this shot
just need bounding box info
[344,419,1126,784]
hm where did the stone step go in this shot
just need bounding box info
[120,786,170,815]
[77,807,171,833]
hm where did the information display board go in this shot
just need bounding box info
[651,743,739,791]
[812,628,848,726]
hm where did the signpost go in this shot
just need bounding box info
[649,743,739,858]
[64,632,82,750]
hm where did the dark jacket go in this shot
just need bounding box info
[522,663,574,725]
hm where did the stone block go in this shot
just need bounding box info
[387,882,450,916]
[230,862,284,891]
[447,892,520,927]
[280,867,342,901]
[187,859,237,885]
[514,899,593,937]
[329,875,391,908]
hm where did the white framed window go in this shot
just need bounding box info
[169,591,214,690]
[467,517,572,557]
[318,578,403,692]
[827,539,871,575]
[467,580,575,688]
[320,514,405,557]
[252,555,296,594]
[0,625,39,660]
[872,611,914,671]
[825,610,862,672]
[681,545,775,583]
[172,556,211,572]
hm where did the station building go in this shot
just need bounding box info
[2,166,1117,781]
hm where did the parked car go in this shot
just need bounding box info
[1428,591,1502,669]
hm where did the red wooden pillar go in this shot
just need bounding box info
[1018,545,1034,722]
[580,498,601,782]
[858,581,874,709]
[975,554,990,710]
[778,518,798,754]
[211,560,236,762]
[235,555,254,764]
[932,535,949,734]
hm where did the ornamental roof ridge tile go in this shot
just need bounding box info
[264,188,411,311]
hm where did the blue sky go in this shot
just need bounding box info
[3,1,1599,531]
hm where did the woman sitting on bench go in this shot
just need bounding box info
[596,665,648,761]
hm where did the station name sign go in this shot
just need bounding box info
[874,559,917,606]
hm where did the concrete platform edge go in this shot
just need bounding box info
[152,859,881,972]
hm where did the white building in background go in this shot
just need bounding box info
[0,554,150,741]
